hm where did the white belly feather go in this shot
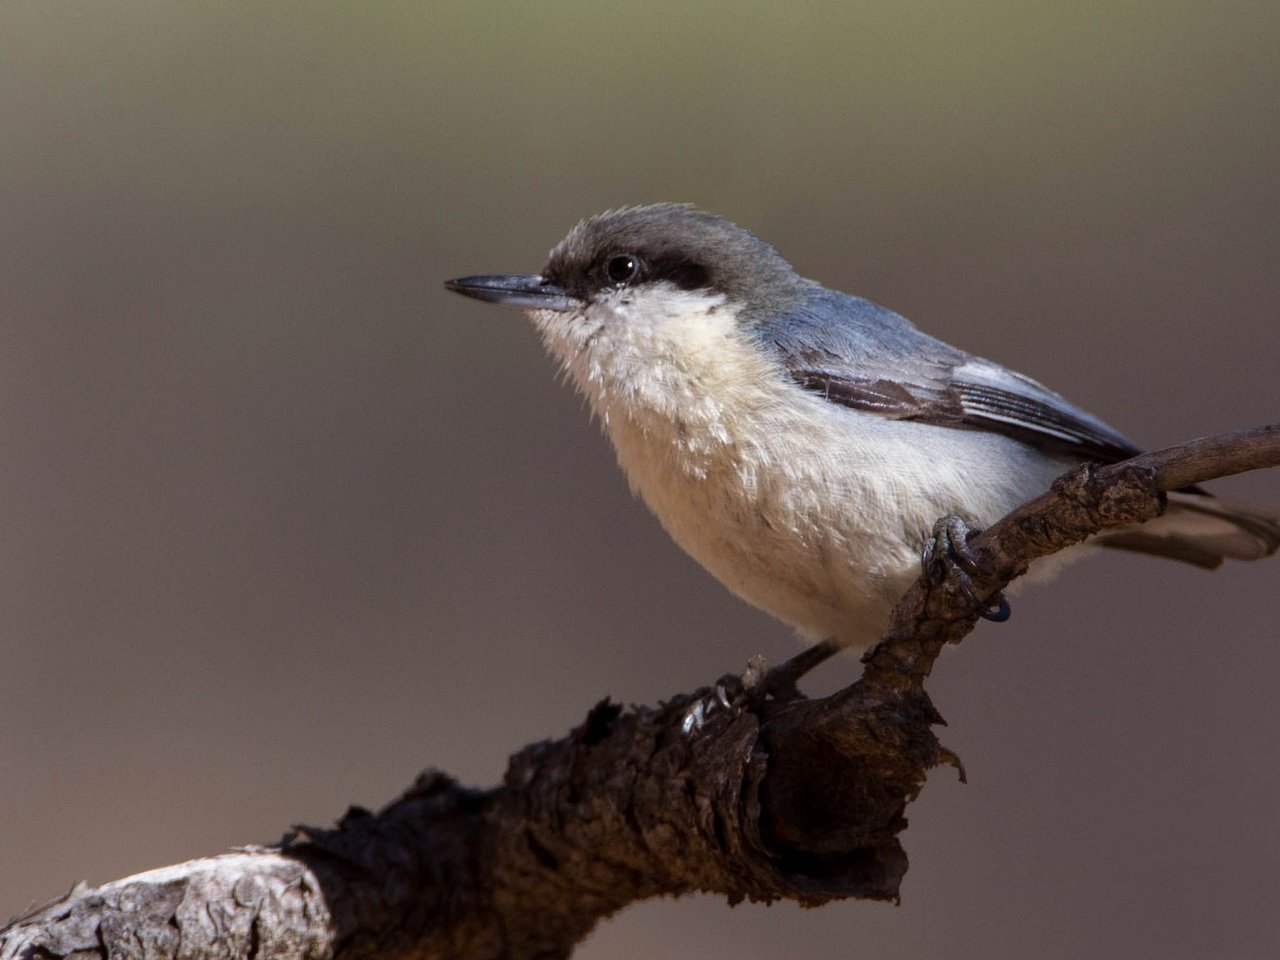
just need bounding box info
[532,291,1068,649]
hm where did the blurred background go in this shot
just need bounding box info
[2,2,1278,957]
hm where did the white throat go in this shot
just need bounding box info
[527,284,780,460]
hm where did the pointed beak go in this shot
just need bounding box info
[444,274,579,312]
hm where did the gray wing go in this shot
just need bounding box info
[752,288,1143,464]
[749,289,1280,567]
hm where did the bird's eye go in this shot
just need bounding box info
[605,254,640,285]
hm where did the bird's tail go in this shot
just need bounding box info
[1096,492,1280,569]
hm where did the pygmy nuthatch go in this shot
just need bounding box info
[447,204,1279,651]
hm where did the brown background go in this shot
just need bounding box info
[2,4,1278,957]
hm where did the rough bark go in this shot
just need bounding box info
[3,423,1277,960]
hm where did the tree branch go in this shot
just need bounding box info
[4,424,1277,960]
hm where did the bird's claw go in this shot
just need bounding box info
[921,516,1011,622]
[681,678,745,735]
[681,645,842,735]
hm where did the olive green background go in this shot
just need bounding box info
[3,3,1278,957]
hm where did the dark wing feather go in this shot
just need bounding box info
[946,367,1142,462]
[753,288,1143,464]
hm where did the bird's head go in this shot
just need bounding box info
[445,204,810,362]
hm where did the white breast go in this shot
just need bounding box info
[530,287,1068,648]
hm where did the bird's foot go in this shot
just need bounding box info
[921,516,1011,622]
[680,643,843,735]
[680,678,741,735]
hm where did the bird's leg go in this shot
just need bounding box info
[762,637,842,701]
[920,516,1011,622]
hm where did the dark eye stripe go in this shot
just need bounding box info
[654,259,709,291]
[555,250,714,297]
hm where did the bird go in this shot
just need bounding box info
[445,203,1279,653]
